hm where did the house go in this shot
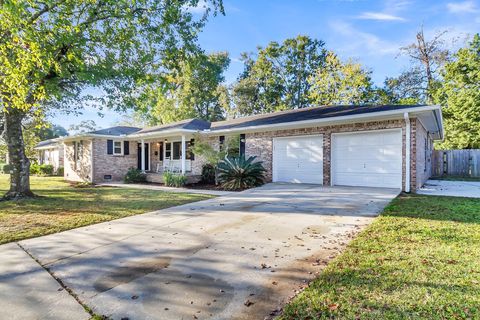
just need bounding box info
[37,104,443,192]
[35,138,64,172]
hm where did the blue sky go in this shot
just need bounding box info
[50,0,480,131]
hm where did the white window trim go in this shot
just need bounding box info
[113,140,123,156]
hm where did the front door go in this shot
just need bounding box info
[137,143,149,171]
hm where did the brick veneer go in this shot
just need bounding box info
[64,140,93,182]
[244,118,425,192]
[92,139,138,182]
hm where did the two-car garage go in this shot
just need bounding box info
[272,129,403,189]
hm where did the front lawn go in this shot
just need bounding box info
[281,194,480,319]
[0,175,213,244]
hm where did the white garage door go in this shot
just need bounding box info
[273,135,323,184]
[332,130,402,189]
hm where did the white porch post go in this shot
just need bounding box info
[141,139,146,172]
[181,135,186,174]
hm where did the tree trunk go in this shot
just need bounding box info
[2,108,34,200]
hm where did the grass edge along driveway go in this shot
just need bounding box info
[280,193,480,320]
[0,175,214,245]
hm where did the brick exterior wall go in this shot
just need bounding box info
[92,139,138,182]
[64,140,93,182]
[243,118,423,191]
[62,118,430,190]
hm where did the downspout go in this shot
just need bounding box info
[404,112,411,193]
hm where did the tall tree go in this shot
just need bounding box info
[398,27,451,103]
[136,52,230,124]
[232,35,326,115]
[435,34,480,149]
[308,51,374,105]
[0,0,223,199]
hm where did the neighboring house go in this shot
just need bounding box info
[34,138,64,171]
[38,105,444,192]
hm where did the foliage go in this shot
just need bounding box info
[217,156,266,190]
[191,135,226,166]
[69,120,98,135]
[281,194,480,319]
[30,164,54,176]
[0,0,224,198]
[163,172,188,187]
[136,52,231,124]
[396,28,451,103]
[36,124,69,140]
[56,167,64,177]
[0,163,12,174]
[0,175,212,244]
[124,167,147,183]
[376,69,426,104]
[308,51,374,105]
[201,164,216,184]
[232,35,326,115]
[435,34,480,149]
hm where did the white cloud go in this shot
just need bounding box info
[447,1,478,13]
[328,21,401,56]
[185,0,209,14]
[357,12,406,21]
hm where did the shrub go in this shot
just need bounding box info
[217,156,266,191]
[201,164,216,184]
[163,172,188,187]
[56,167,64,176]
[0,163,12,174]
[30,164,54,176]
[124,167,147,183]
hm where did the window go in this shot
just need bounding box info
[113,141,123,155]
[165,143,172,159]
[172,141,181,160]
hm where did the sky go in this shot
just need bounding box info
[50,0,480,131]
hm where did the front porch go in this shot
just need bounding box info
[133,133,203,184]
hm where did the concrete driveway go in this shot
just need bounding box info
[418,179,480,198]
[0,183,399,320]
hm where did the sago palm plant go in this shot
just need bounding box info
[217,156,266,190]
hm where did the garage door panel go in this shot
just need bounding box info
[273,135,323,184]
[332,130,402,189]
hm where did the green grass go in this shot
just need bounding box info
[281,194,480,319]
[0,175,213,244]
[431,175,480,182]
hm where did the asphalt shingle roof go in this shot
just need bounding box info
[135,119,211,134]
[210,104,428,131]
[89,126,142,136]
[35,139,59,148]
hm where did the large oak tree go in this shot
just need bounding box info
[0,0,223,199]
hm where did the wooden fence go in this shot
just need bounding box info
[432,149,480,177]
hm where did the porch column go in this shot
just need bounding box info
[141,139,145,172]
[181,135,186,174]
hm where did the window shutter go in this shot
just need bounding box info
[107,140,113,155]
[190,138,195,160]
[240,134,246,157]
[159,142,163,161]
[124,141,129,155]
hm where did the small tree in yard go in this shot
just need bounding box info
[0,0,224,200]
[191,135,225,185]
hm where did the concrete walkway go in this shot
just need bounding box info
[98,182,233,196]
[0,183,399,320]
[418,179,480,198]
